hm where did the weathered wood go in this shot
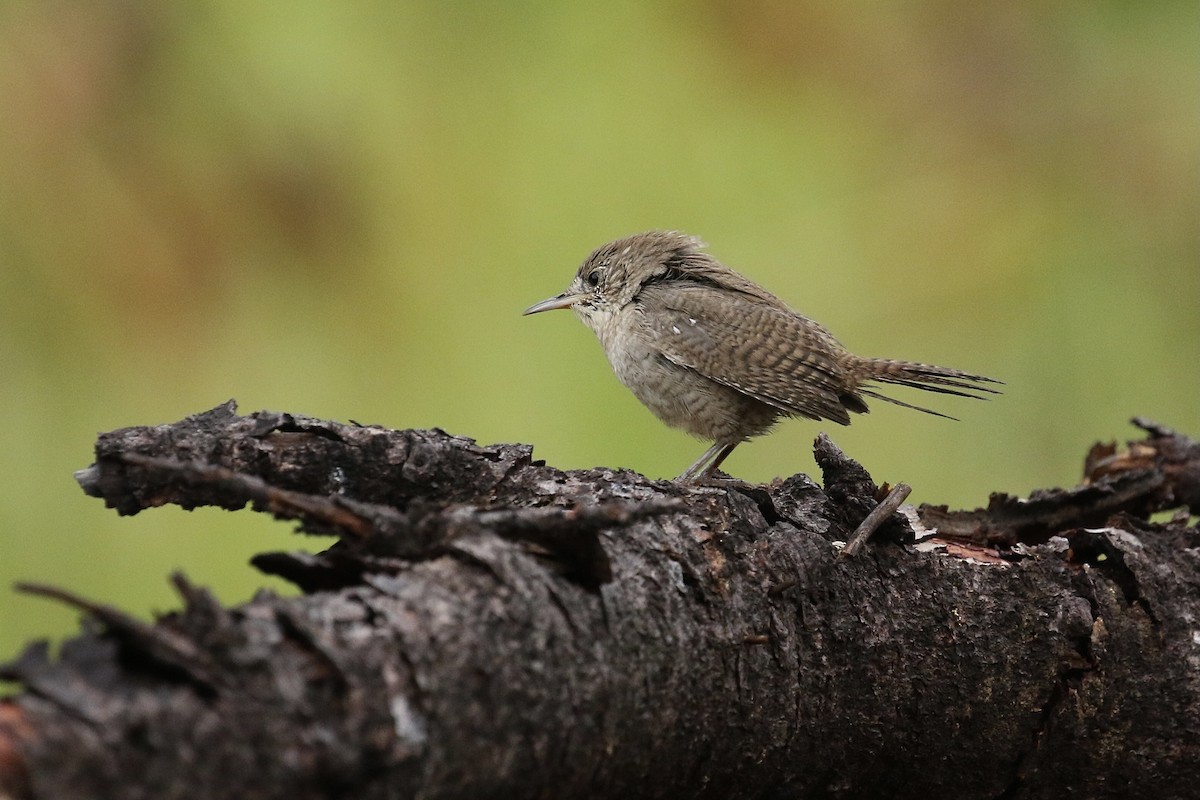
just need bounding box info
[0,402,1197,799]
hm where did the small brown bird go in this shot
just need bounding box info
[524,231,1000,481]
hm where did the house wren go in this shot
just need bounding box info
[524,231,1000,481]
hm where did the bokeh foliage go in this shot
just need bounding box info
[1,1,1197,663]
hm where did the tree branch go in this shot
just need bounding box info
[1,401,1197,799]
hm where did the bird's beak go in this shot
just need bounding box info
[522,292,587,316]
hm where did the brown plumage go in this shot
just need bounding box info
[525,231,1000,480]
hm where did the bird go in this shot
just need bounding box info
[523,231,1000,481]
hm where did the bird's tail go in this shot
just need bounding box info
[846,357,1002,420]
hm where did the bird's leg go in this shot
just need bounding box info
[677,441,739,482]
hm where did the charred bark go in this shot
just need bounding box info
[1,401,1198,799]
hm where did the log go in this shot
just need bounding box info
[0,401,1197,799]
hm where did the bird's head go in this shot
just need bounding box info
[523,231,708,328]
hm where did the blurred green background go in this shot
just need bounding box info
[1,1,1197,665]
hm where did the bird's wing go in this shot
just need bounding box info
[635,283,855,424]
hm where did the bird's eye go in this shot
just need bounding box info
[585,270,601,288]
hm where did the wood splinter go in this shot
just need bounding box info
[839,482,913,558]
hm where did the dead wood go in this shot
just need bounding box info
[1,401,1198,800]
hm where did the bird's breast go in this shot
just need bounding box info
[584,305,779,443]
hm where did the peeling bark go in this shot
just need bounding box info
[1,402,1198,799]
